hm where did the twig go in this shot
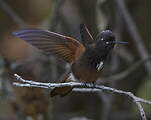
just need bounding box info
[13,74,151,104]
[13,74,151,120]
[115,0,151,76]
[0,0,27,27]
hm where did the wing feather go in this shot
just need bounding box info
[13,28,85,63]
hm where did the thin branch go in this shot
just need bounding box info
[0,0,27,27]
[73,88,101,92]
[13,74,151,105]
[13,74,151,120]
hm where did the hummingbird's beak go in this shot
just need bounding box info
[110,41,128,44]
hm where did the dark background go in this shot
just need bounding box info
[0,0,151,120]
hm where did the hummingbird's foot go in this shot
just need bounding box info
[82,82,88,88]
[82,82,96,88]
[91,82,96,88]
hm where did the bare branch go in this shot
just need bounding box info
[13,74,151,120]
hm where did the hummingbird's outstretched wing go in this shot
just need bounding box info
[80,24,94,46]
[13,29,85,63]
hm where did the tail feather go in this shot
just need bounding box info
[50,86,73,97]
[50,72,75,97]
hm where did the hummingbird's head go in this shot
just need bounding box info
[96,30,128,52]
[95,30,115,53]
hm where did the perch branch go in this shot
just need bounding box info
[13,74,151,120]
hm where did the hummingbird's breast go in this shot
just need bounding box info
[71,63,100,82]
[71,50,103,82]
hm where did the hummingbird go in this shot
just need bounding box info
[13,24,128,97]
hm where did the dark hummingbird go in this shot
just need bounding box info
[13,24,128,97]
